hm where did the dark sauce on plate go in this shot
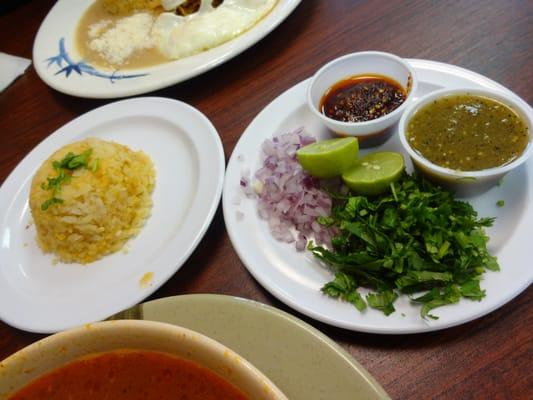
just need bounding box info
[320,75,406,123]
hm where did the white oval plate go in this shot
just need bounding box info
[33,0,301,99]
[0,97,225,333]
[223,60,533,334]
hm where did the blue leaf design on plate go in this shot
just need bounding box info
[46,38,149,82]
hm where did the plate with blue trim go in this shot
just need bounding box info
[33,0,301,99]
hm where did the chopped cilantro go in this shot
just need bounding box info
[91,158,100,172]
[41,197,64,211]
[322,272,367,311]
[40,148,95,210]
[367,291,398,316]
[309,173,498,319]
[53,149,92,170]
[496,200,505,207]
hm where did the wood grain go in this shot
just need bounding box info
[1,1,532,399]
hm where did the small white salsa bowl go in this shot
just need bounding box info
[399,87,533,195]
[307,51,417,146]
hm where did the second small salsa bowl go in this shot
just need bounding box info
[398,87,533,196]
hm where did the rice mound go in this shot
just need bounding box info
[29,138,155,264]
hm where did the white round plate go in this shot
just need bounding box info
[0,97,225,333]
[33,0,302,99]
[223,59,533,334]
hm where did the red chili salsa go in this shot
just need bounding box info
[320,74,407,123]
[9,350,249,400]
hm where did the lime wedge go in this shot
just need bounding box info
[342,152,405,195]
[296,137,359,178]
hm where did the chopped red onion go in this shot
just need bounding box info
[246,128,336,251]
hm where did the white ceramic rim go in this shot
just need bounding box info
[306,51,418,130]
[399,87,533,178]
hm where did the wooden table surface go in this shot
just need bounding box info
[1,1,532,399]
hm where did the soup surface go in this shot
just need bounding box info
[407,94,529,171]
[9,350,249,400]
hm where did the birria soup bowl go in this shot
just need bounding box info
[0,319,288,400]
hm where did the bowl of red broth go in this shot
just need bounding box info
[399,87,532,195]
[0,320,288,400]
[307,51,417,146]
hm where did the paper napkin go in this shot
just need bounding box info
[0,52,32,91]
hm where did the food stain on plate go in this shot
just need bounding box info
[139,271,154,288]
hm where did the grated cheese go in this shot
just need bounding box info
[88,13,155,65]
[88,19,112,37]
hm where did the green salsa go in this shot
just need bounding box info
[407,94,529,171]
